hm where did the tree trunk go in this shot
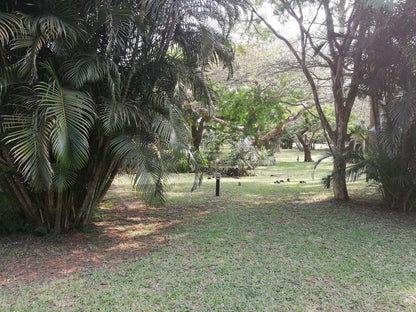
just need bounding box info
[369,95,381,147]
[304,146,312,162]
[258,103,314,145]
[332,155,349,200]
[296,134,313,162]
[253,128,261,147]
[54,191,63,234]
[275,138,281,153]
[191,118,205,151]
[250,0,364,203]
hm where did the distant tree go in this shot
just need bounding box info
[292,113,321,162]
[249,0,376,200]
[196,81,314,146]
[187,42,315,155]
[217,82,287,146]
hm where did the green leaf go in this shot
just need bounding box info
[36,80,95,169]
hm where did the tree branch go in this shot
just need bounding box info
[259,103,315,145]
[249,0,335,141]
[192,106,244,131]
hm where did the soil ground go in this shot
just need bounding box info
[0,194,182,288]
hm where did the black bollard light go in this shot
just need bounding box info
[215,172,221,196]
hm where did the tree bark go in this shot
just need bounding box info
[54,191,63,234]
[191,118,206,151]
[275,138,281,153]
[259,103,315,145]
[1,148,39,223]
[369,95,381,147]
[304,145,312,162]
[332,156,349,200]
[296,133,313,162]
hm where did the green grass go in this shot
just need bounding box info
[2,149,416,311]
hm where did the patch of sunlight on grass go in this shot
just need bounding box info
[403,287,416,305]
[3,149,416,311]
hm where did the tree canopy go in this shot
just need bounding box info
[247,0,397,200]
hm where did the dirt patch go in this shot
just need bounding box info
[0,196,195,289]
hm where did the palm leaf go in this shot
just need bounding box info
[110,135,168,206]
[387,92,416,133]
[39,82,94,169]
[133,143,168,207]
[52,164,77,192]
[34,62,95,170]
[3,110,53,189]
[98,98,145,135]
[0,12,23,46]
[62,54,121,91]
[12,1,82,81]
[0,64,22,97]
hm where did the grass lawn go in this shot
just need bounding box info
[2,149,416,311]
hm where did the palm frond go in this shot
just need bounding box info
[345,155,369,183]
[312,150,332,180]
[0,64,22,97]
[35,64,95,169]
[387,92,416,133]
[3,111,53,189]
[12,1,82,81]
[62,54,121,91]
[102,5,133,53]
[154,101,202,192]
[0,12,23,46]
[52,164,77,192]
[110,136,168,206]
[98,98,145,135]
[133,147,167,207]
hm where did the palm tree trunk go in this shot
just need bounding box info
[79,167,101,225]
[369,95,381,147]
[94,160,120,207]
[46,186,54,229]
[54,191,63,234]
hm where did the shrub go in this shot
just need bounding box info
[226,136,276,175]
[0,194,29,234]
[349,148,416,212]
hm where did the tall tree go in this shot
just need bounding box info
[249,0,371,200]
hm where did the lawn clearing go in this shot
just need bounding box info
[1,149,416,311]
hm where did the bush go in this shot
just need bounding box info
[0,194,29,234]
[226,137,258,170]
[280,133,294,149]
[226,136,276,175]
[201,130,227,162]
[216,166,252,177]
[342,147,416,212]
[361,149,416,212]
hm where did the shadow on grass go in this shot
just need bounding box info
[1,173,414,298]
[0,192,213,288]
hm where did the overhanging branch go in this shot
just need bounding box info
[192,106,244,132]
[259,103,315,145]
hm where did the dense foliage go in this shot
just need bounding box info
[0,0,240,232]
[349,0,416,212]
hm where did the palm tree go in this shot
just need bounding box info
[0,0,242,233]
[346,0,416,212]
